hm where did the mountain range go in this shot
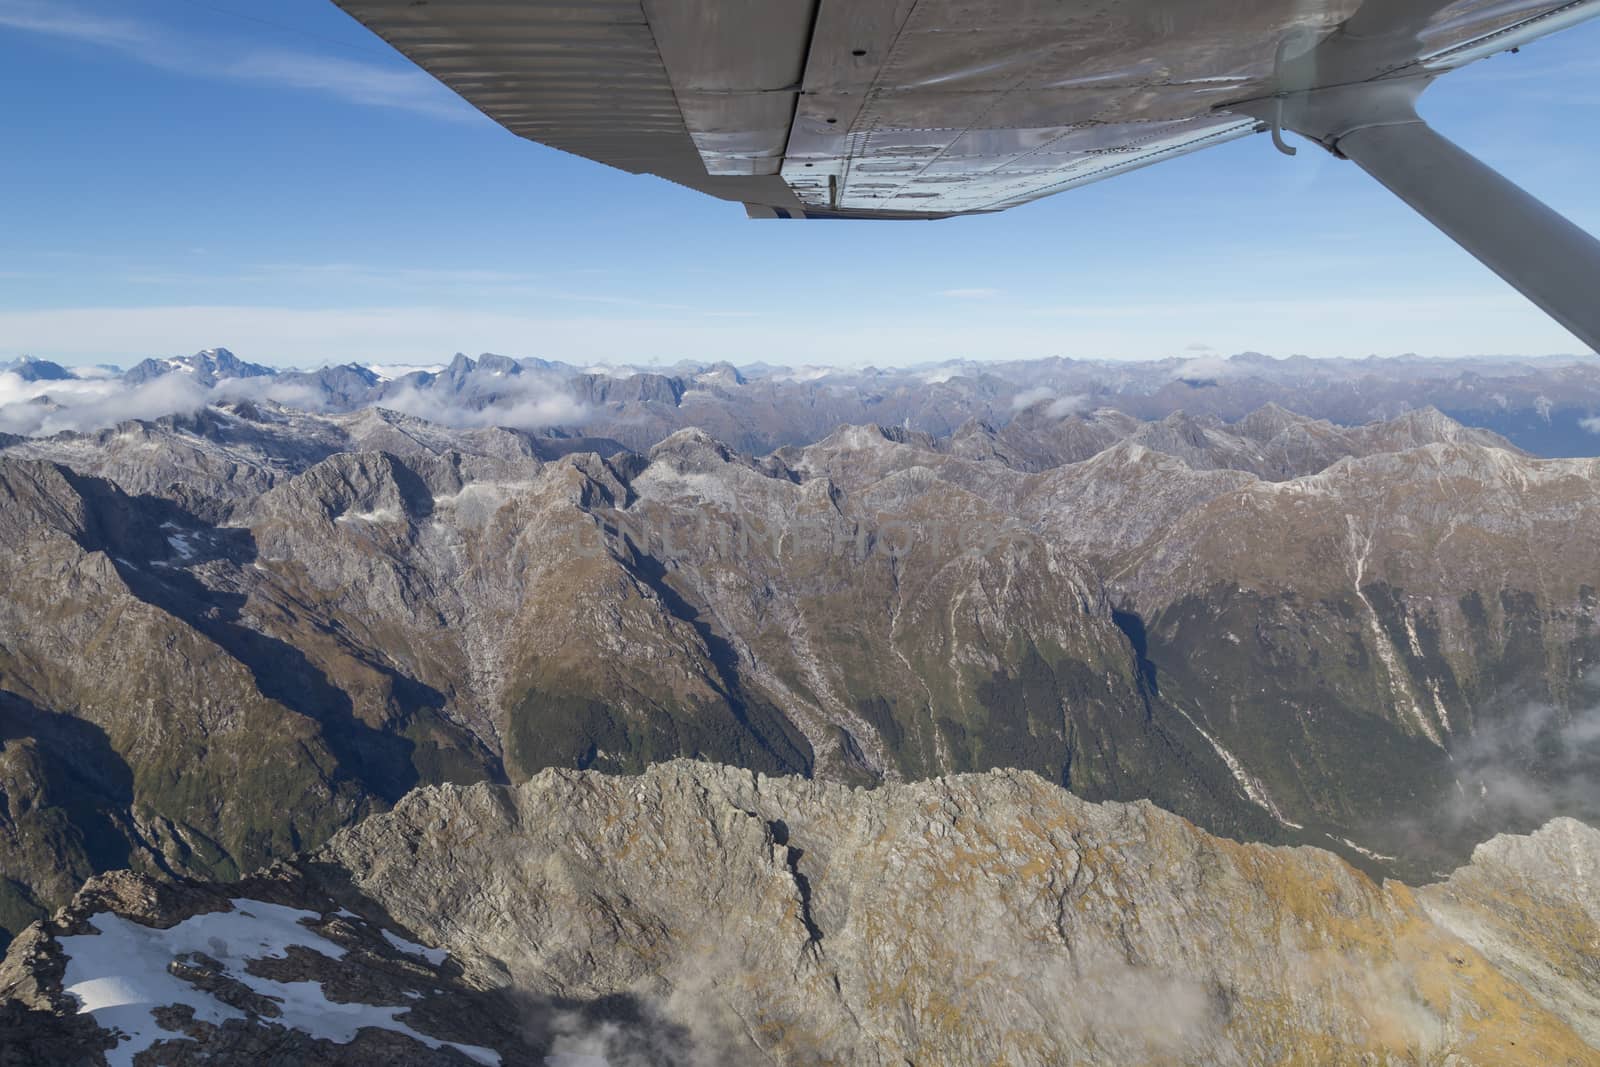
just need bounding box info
[2,351,1599,1063]
[6,347,1600,455]
[4,387,1599,943]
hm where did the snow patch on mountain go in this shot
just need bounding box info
[58,899,498,1066]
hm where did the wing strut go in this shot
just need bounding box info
[1252,77,1600,353]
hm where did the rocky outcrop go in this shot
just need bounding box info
[0,867,537,1065]
[4,763,1598,1065]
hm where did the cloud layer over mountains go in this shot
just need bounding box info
[0,368,211,437]
[0,350,592,438]
[6,348,1600,462]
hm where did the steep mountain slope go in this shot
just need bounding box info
[1095,444,1600,868]
[3,763,1597,1065]
[0,459,495,946]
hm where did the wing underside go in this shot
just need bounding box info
[335,0,1600,219]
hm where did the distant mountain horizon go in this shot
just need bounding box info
[8,346,1597,376]
[7,347,1600,458]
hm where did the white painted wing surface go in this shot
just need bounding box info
[334,0,1600,219]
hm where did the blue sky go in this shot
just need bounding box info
[1,0,1597,368]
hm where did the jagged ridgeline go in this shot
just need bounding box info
[2,370,1600,951]
[5,764,1599,1064]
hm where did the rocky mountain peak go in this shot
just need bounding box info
[646,426,743,470]
[815,422,937,455]
[1377,405,1511,449]
[694,361,745,388]
[1232,400,1316,442]
[121,348,275,388]
[5,356,73,382]
[253,450,431,528]
[473,353,521,377]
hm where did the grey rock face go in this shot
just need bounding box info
[1418,818,1600,1050]
[5,763,1597,1065]
[121,349,276,388]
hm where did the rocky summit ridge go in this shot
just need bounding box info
[2,761,1597,1065]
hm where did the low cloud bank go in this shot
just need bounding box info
[1447,686,1600,828]
[0,370,208,436]
[381,375,590,432]
[1010,385,1056,410]
[1170,354,1242,381]
[212,376,336,413]
[0,366,589,437]
[1010,385,1086,417]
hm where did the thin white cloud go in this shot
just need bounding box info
[366,363,447,382]
[1435,682,1600,828]
[380,380,590,432]
[66,363,117,380]
[211,376,334,413]
[252,263,552,287]
[246,263,759,316]
[940,288,1003,300]
[1010,386,1087,417]
[0,2,147,48]
[1010,386,1056,410]
[1028,295,1527,320]
[1581,415,1600,433]
[1173,355,1240,381]
[0,0,471,121]
[1045,394,1087,417]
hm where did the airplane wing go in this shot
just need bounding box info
[334,0,1597,220]
[331,0,1600,351]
